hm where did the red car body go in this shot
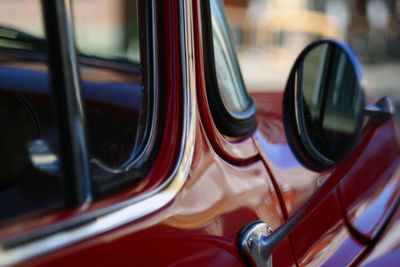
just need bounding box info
[0,0,400,266]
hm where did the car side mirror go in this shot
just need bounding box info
[283,40,394,171]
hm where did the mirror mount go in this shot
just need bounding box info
[364,96,395,124]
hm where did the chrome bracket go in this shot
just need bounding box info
[238,221,273,267]
[365,96,395,124]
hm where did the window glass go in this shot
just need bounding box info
[0,0,148,221]
[0,0,66,222]
[73,0,148,173]
[73,0,140,63]
[211,0,250,113]
[0,1,44,37]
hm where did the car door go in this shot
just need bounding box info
[0,0,181,265]
[0,0,291,266]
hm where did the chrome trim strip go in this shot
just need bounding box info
[364,96,394,124]
[0,0,196,265]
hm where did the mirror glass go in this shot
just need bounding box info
[286,41,364,168]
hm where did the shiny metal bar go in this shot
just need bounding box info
[364,96,394,124]
[41,0,92,204]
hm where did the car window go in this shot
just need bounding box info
[72,0,140,63]
[73,0,144,168]
[0,0,150,213]
[202,0,256,137]
[210,0,251,113]
[0,0,66,222]
[72,0,151,195]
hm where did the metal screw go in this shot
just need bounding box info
[317,176,324,187]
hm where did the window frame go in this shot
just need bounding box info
[83,0,160,198]
[0,0,159,201]
[45,0,160,198]
[201,0,257,137]
[0,0,158,243]
[0,1,197,265]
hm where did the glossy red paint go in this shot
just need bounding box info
[2,0,400,266]
[290,191,366,266]
[358,199,400,266]
[251,90,400,265]
[338,119,400,241]
[22,111,288,267]
[251,92,331,218]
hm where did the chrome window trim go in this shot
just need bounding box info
[0,0,196,265]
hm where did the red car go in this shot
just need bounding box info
[0,0,399,266]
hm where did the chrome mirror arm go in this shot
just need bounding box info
[364,96,395,124]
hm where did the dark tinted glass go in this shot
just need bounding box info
[73,0,147,170]
[0,0,66,222]
[298,43,363,161]
[0,0,148,220]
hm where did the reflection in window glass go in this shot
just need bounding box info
[211,0,250,113]
[302,44,327,119]
[0,0,147,215]
[0,0,66,222]
[0,1,44,37]
[73,0,140,62]
[74,0,147,170]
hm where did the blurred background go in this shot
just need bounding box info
[1,0,399,110]
[222,0,400,107]
[0,0,140,62]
